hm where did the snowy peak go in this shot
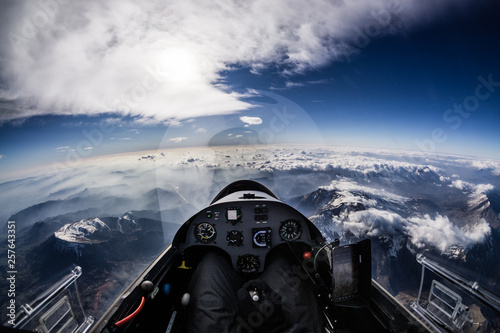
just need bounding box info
[116,213,138,233]
[53,213,142,245]
[54,218,111,244]
[295,179,494,261]
[289,188,335,216]
[327,190,372,213]
[468,193,499,228]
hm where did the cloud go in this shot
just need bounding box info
[285,82,305,89]
[341,207,491,255]
[451,179,467,191]
[346,209,406,236]
[473,184,494,194]
[323,178,409,204]
[406,215,491,253]
[240,116,263,126]
[195,128,206,133]
[56,146,71,152]
[0,0,468,123]
[271,79,330,90]
[57,145,95,152]
[0,154,3,159]
[0,144,496,256]
[169,137,187,143]
[451,179,494,196]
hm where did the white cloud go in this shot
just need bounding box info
[323,178,409,204]
[451,179,467,191]
[169,137,187,143]
[57,145,93,153]
[246,88,260,95]
[0,0,466,123]
[339,208,491,255]
[271,79,330,90]
[346,209,406,237]
[406,215,491,253]
[56,146,71,152]
[0,154,3,159]
[285,82,305,89]
[0,144,495,256]
[240,116,263,126]
[195,128,206,133]
[451,179,494,196]
[473,184,494,194]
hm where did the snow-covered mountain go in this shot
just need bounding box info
[0,211,180,318]
[289,180,500,294]
[55,217,112,244]
[53,213,144,257]
[1,145,499,315]
[292,181,494,256]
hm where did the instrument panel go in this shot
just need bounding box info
[182,200,316,273]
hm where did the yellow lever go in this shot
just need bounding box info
[178,260,192,270]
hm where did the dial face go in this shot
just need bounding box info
[237,255,260,273]
[279,219,302,241]
[226,208,242,225]
[226,230,244,246]
[194,222,217,243]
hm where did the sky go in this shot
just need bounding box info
[0,0,499,176]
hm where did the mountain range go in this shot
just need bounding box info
[1,145,499,320]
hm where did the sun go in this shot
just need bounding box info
[157,48,201,85]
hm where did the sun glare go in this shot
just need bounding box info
[158,49,201,85]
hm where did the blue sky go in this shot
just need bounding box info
[1,0,499,176]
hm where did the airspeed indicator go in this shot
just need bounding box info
[194,222,217,244]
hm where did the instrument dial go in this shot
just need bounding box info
[237,255,260,273]
[227,230,244,246]
[194,222,217,243]
[279,219,302,241]
[226,208,242,225]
